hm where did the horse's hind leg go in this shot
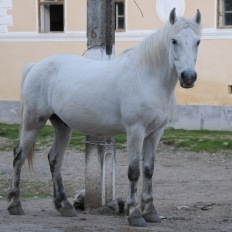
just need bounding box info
[8,115,47,215]
[141,128,164,223]
[48,114,77,217]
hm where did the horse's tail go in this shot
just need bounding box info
[21,63,36,172]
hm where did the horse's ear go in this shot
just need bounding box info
[195,9,201,25]
[169,8,177,25]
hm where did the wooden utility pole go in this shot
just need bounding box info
[85,0,115,209]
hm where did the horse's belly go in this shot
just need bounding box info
[56,106,125,136]
[69,119,125,136]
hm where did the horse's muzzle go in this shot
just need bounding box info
[179,70,197,89]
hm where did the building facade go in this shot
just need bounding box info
[0,0,232,129]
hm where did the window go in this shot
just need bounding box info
[217,0,232,28]
[38,0,64,32]
[115,0,125,32]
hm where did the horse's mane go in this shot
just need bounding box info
[123,17,202,69]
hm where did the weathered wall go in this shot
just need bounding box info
[0,101,20,124]
[169,105,232,131]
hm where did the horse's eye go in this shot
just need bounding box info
[172,39,177,45]
[197,40,200,46]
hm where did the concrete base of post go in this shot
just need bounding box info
[85,136,115,209]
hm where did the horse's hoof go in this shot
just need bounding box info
[8,201,25,215]
[143,212,161,223]
[128,208,147,227]
[60,202,77,217]
[128,216,148,227]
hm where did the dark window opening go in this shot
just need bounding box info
[39,0,64,33]
[50,5,64,31]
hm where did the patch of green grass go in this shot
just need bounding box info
[161,129,232,153]
[0,123,20,140]
[189,138,232,153]
[115,134,127,150]
[1,124,232,154]
[69,131,86,151]
[0,123,20,151]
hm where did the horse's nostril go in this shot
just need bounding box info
[181,71,187,80]
[181,71,197,82]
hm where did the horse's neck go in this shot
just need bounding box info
[136,30,179,95]
[153,54,178,96]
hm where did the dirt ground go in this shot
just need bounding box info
[0,144,232,232]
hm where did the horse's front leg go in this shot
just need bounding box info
[141,128,164,223]
[125,126,147,227]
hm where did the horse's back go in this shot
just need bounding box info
[22,54,117,99]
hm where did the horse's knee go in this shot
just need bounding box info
[128,163,140,182]
[143,165,153,179]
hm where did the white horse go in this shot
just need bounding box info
[8,8,201,227]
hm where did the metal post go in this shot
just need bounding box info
[85,0,115,209]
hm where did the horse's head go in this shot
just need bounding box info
[168,8,201,88]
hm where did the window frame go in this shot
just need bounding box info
[217,0,232,28]
[115,0,125,32]
[38,0,65,33]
